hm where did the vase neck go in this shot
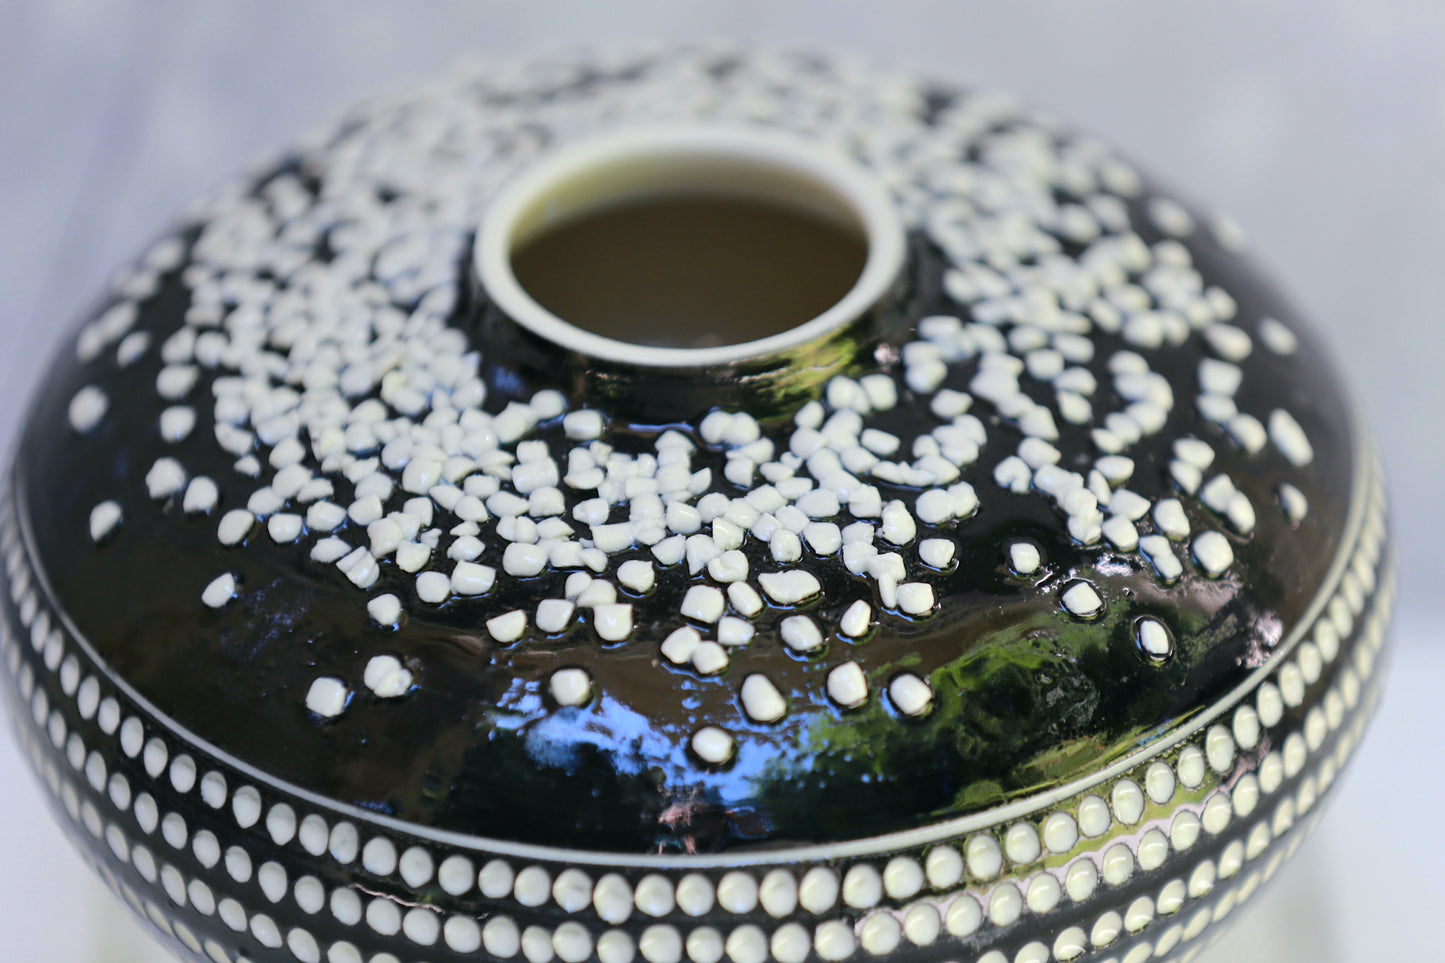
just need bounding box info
[467,126,915,423]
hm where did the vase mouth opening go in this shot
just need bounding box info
[474,125,907,369]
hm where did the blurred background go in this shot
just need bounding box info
[0,2,1440,959]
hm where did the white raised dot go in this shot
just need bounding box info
[514,865,551,907]
[640,925,682,963]
[889,673,931,716]
[361,836,397,876]
[483,916,521,958]
[676,874,714,917]
[717,872,758,914]
[1101,843,1134,885]
[883,857,924,900]
[965,834,1002,880]
[759,869,797,917]
[925,846,963,889]
[1112,779,1145,824]
[544,868,590,915]
[1042,811,1078,853]
[988,882,1022,926]
[1004,822,1041,864]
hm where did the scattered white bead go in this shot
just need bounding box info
[827,662,869,709]
[367,594,402,627]
[758,570,820,605]
[839,599,872,638]
[1008,542,1041,575]
[451,562,495,596]
[535,598,575,633]
[68,385,108,433]
[363,655,412,698]
[146,458,187,499]
[918,538,954,568]
[740,675,787,723]
[1227,413,1268,454]
[1060,581,1103,619]
[201,573,236,608]
[660,627,702,665]
[1279,483,1308,523]
[717,616,754,646]
[305,677,349,718]
[896,582,935,616]
[267,513,303,543]
[1153,499,1190,540]
[1102,515,1139,552]
[779,616,823,653]
[690,727,734,764]
[549,668,592,707]
[889,674,932,717]
[726,582,764,617]
[706,550,748,583]
[879,500,917,545]
[1192,530,1235,577]
[616,559,655,593]
[502,543,547,578]
[416,571,451,604]
[1135,617,1174,661]
[1140,534,1184,582]
[182,476,219,514]
[486,610,527,643]
[691,640,729,675]
[1268,409,1313,467]
[592,603,634,641]
[1258,317,1298,355]
[681,585,725,623]
[89,500,123,542]
[158,405,196,443]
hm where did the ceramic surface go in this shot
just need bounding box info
[0,45,1392,963]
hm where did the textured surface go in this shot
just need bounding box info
[0,3,1440,961]
[11,47,1359,856]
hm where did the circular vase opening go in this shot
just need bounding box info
[475,127,906,368]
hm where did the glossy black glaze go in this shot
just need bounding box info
[11,166,1355,858]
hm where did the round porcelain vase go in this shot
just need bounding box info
[0,45,1391,963]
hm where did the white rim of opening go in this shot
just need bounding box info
[474,125,907,368]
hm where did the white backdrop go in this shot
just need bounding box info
[0,2,1440,959]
